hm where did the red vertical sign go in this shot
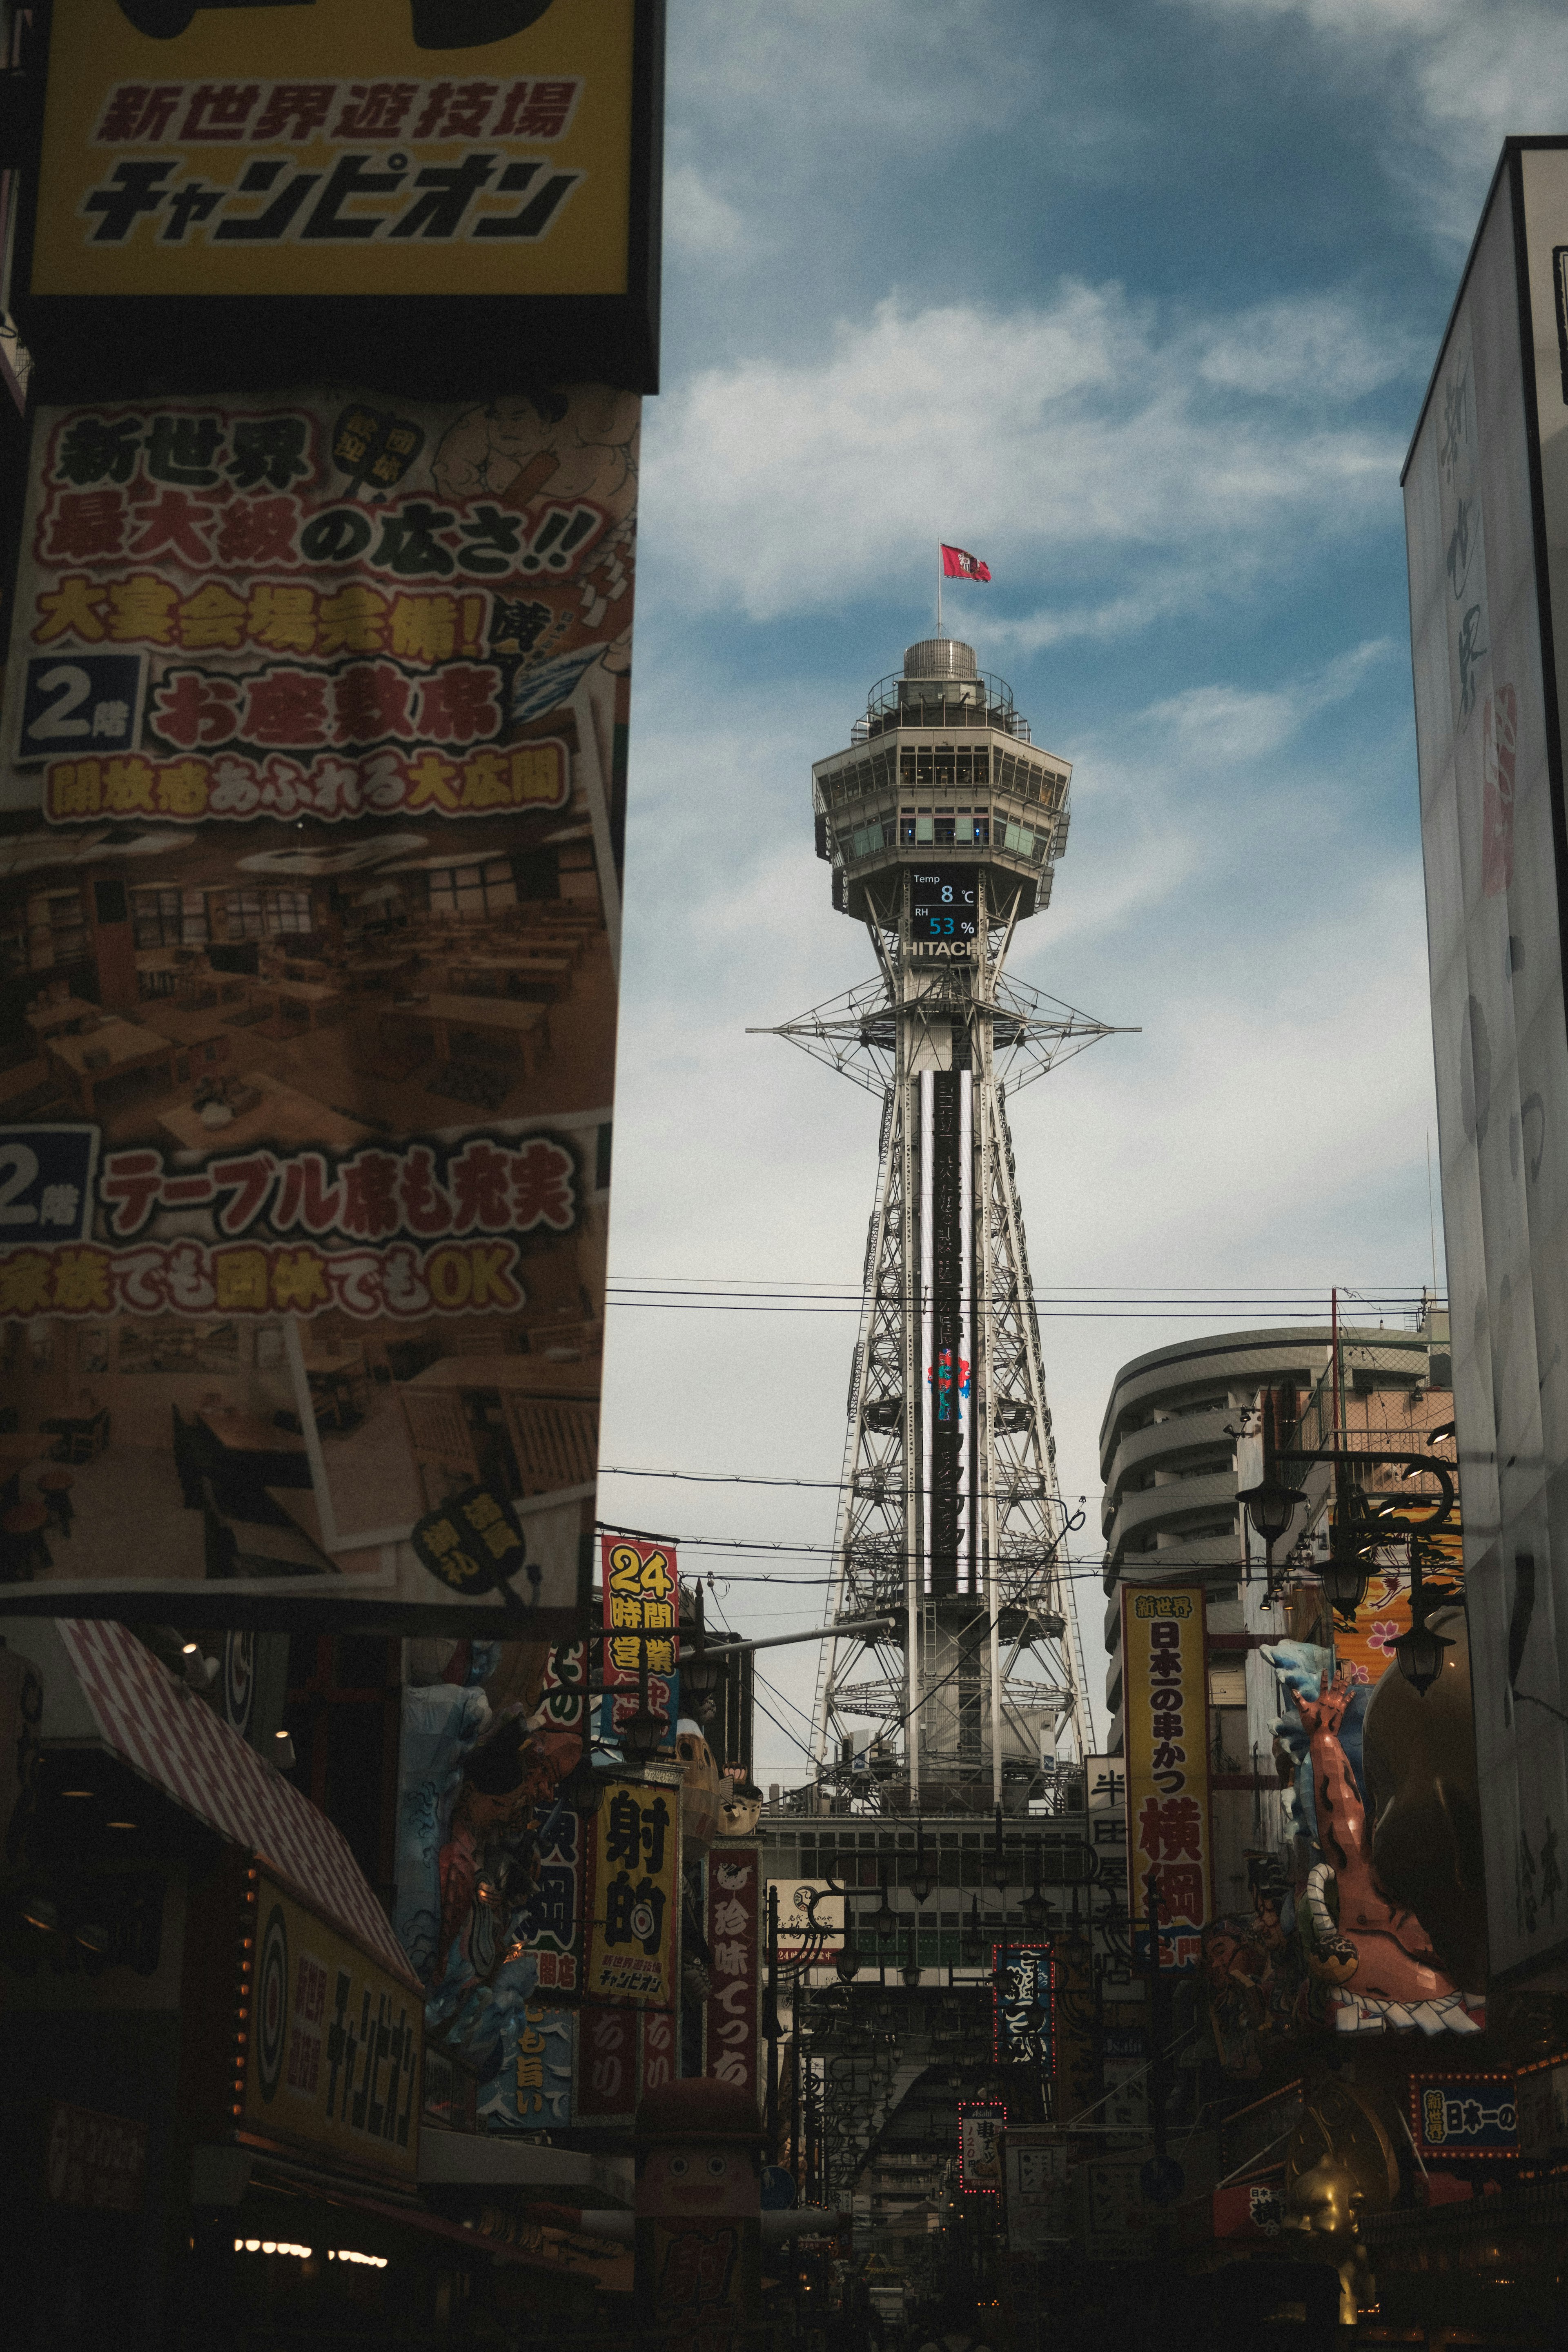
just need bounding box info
[600,1535,680,1740]
[639,2006,677,2101]
[704,1839,763,2106]
[576,2005,638,2126]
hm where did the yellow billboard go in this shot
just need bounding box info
[1120,1583,1214,1970]
[31,0,635,300]
[246,1874,421,2178]
[583,1774,679,2007]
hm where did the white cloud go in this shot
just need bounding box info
[1171,0,1568,235]
[641,283,1406,625]
[1195,296,1422,401]
[664,163,751,261]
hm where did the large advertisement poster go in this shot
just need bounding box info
[0,381,634,1624]
[28,0,637,303]
[1120,1583,1213,1970]
[1405,144,1568,1982]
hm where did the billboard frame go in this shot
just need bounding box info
[3,0,666,400]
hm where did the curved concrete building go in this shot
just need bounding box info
[1099,1323,1435,1748]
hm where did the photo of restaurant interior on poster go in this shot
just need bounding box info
[0,382,637,1614]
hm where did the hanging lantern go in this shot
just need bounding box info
[1390,1613,1453,1695]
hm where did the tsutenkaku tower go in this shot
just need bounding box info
[759,638,1129,1812]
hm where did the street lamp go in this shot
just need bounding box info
[1390,1539,1454,1697]
[1236,1471,1308,1550]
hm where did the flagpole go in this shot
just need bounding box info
[937,539,942,639]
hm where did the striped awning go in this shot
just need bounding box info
[56,1619,417,1990]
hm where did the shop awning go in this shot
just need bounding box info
[54,1618,417,1989]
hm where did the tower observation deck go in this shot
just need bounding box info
[757,637,1132,1814]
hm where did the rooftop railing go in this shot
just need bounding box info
[852,672,1031,745]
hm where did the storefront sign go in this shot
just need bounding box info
[1410,2073,1519,2160]
[584,1774,679,2006]
[1051,1929,1099,2124]
[1002,2129,1071,2253]
[576,2001,638,2123]
[45,2100,147,2212]
[1515,2054,1568,2155]
[499,1976,574,2133]
[768,1876,843,1965]
[958,2100,1006,2198]
[1074,2156,1156,2262]
[993,1941,1053,2071]
[1121,1585,1214,1969]
[27,0,639,305]
[1100,2026,1149,2134]
[0,380,635,1628]
[247,1874,420,2178]
[705,1840,762,2102]
[514,1802,581,1991]
[600,1535,679,1742]
[639,2003,677,2097]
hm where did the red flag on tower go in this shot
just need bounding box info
[941,543,991,581]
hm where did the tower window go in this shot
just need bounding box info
[934,819,955,844]
[915,817,934,844]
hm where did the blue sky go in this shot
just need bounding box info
[598,0,1568,1777]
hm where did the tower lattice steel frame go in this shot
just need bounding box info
[756,638,1131,1809]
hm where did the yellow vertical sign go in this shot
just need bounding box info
[1120,1584,1213,1970]
[584,1774,679,2007]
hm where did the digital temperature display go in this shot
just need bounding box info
[911,868,978,942]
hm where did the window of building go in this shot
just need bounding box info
[224,888,312,940]
[423,858,517,919]
[134,886,209,948]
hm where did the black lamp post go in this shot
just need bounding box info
[1020,1852,1049,1934]
[1390,1538,1454,1696]
[1236,1470,1307,1552]
[909,1824,934,1908]
[680,1582,724,1722]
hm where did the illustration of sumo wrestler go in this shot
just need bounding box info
[433,386,638,524]
[432,388,640,672]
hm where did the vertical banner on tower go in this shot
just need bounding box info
[0,381,637,1624]
[705,1838,763,2102]
[923,1066,972,1597]
[600,1534,680,1740]
[584,1774,680,2007]
[1121,1585,1213,1970]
